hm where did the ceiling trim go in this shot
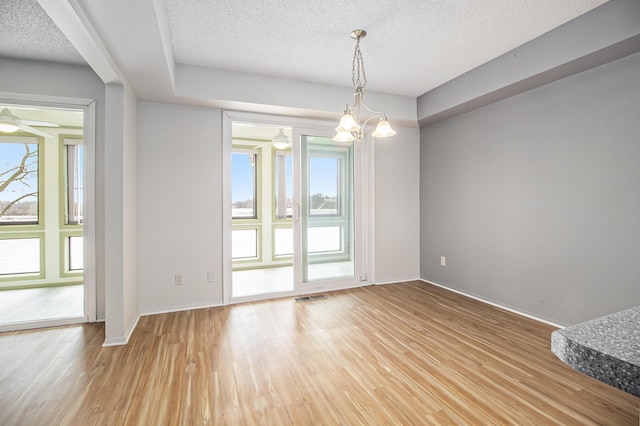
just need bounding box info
[418,0,640,126]
[37,0,125,85]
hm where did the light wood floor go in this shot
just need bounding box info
[0,284,84,325]
[0,281,637,425]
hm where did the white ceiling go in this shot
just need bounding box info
[0,0,85,65]
[162,0,609,96]
[0,0,609,99]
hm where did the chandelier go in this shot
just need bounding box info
[271,128,290,149]
[333,29,396,143]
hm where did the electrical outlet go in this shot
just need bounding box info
[440,256,446,267]
[175,273,184,286]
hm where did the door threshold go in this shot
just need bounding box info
[0,316,88,333]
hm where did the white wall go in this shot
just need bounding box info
[176,65,417,127]
[0,58,421,335]
[122,85,138,336]
[137,101,421,313]
[103,83,139,345]
[374,126,421,284]
[137,102,224,314]
[0,58,106,320]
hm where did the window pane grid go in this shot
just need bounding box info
[232,152,258,219]
[0,141,39,225]
[275,153,292,219]
[68,236,84,271]
[232,229,259,259]
[0,237,40,275]
[66,144,84,225]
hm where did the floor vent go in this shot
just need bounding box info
[295,295,327,302]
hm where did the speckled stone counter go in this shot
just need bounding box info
[551,307,640,397]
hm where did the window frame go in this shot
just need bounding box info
[231,147,260,222]
[59,136,84,228]
[306,146,350,219]
[271,223,293,261]
[0,232,45,281]
[272,149,293,221]
[231,224,263,266]
[0,135,44,229]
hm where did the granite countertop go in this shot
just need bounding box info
[551,306,640,397]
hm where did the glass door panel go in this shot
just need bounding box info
[230,124,295,299]
[300,135,355,282]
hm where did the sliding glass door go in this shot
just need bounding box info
[226,117,366,303]
[299,134,355,283]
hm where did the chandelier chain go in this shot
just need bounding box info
[334,29,395,143]
[351,37,367,90]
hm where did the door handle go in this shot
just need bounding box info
[295,202,301,222]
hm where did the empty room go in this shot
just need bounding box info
[1,0,638,424]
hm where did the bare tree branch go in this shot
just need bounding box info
[0,144,36,193]
[0,191,37,218]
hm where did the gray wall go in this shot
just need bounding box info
[420,52,640,326]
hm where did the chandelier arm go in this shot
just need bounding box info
[360,114,383,130]
[345,91,383,116]
[357,96,384,117]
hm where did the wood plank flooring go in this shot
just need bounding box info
[0,281,637,425]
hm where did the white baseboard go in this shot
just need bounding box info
[124,313,140,340]
[0,316,87,333]
[102,336,127,347]
[419,278,565,328]
[375,276,421,286]
[102,313,141,347]
[140,300,224,317]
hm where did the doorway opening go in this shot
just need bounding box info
[0,102,89,330]
[231,122,294,298]
[225,114,369,304]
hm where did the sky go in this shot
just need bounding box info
[232,153,340,203]
[0,142,39,202]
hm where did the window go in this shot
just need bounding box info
[274,152,292,219]
[65,140,84,225]
[0,140,39,225]
[274,227,293,257]
[232,151,258,219]
[308,226,341,253]
[232,229,258,259]
[309,156,340,216]
[68,235,83,271]
[0,237,40,275]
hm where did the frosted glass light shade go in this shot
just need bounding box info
[0,122,19,133]
[273,140,289,149]
[335,113,360,133]
[371,119,396,138]
[333,131,355,142]
[271,128,290,149]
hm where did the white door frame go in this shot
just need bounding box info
[222,111,375,305]
[0,93,97,331]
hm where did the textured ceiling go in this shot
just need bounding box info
[0,0,85,65]
[0,0,609,98]
[163,0,609,97]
